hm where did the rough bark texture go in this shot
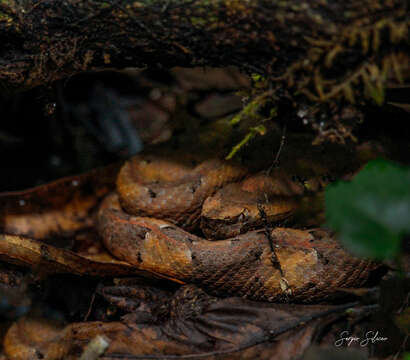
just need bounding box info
[0,0,409,102]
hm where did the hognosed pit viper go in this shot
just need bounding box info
[97,151,381,303]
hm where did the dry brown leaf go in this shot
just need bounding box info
[0,164,120,240]
[3,285,356,360]
[0,164,161,278]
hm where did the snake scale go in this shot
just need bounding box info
[97,151,381,303]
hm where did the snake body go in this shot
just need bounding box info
[117,153,247,231]
[98,153,381,302]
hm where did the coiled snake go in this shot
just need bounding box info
[97,152,380,303]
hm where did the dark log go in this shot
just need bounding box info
[0,0,408,100]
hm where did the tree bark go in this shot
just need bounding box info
[0,0,408,99]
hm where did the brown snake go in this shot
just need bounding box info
[97,153,380,303]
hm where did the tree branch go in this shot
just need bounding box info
[0,0,408,99]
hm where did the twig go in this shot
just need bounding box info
[257,204,284,277]
[83,289,97,322]
[266,122,287,175]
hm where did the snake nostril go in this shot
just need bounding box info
[148,188,157,198]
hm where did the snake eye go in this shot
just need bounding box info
[148,188,157,198]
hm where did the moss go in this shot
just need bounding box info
[225,124,267,160]
[0,0,14,23]
[277,17,410,106]
[190,15,220,27]
[0,12,13,22]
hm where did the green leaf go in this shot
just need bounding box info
[325,159,410,260]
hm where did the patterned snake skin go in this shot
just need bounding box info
[98,154,381,303]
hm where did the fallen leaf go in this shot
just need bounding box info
[0,164,160,279]
[0,164,120,240]
[4,285,357,360]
